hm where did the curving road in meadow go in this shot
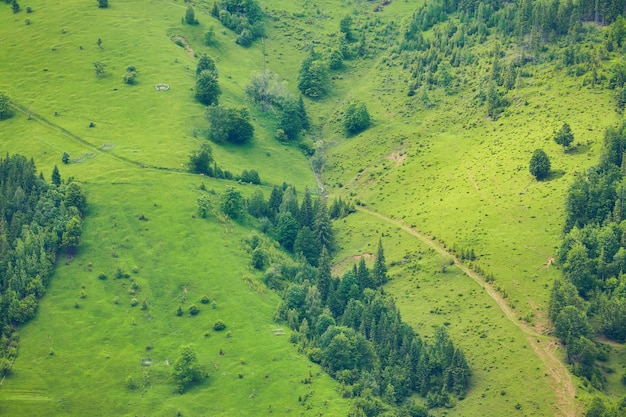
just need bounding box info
[356,205,579,417]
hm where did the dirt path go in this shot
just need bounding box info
[356,205,579,417]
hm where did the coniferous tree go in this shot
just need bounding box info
[529,148,551,180]
[554,122,574,149]
[185,5,198,25]
[196,54,218,78]
[51,165,61,186]
[317,246,332,304]
[357,257,373,290]
[372,239,388,286]
[279,186,299,218]
[314,199,335,254]
[299,187,315,229]
[268,185,284,219]
[294,227,320,266]
[298,95,310,130]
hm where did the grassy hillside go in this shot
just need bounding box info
[0,1,346,415]
[2,0,626,416]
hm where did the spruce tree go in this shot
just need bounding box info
[357,257,373,289]
[317,246,332,304]
[372,239,388,286]
[314,199,335,254]
[51,165,61,186]
[267,185,283,219]
[299,187,314,229]
[196,54,218,78]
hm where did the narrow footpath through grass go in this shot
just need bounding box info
[357,205,579,417]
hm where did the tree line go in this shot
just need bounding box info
[236,187,469,415]
[0,154,86,376]
[550,122,626,403]
[398,0,626,119]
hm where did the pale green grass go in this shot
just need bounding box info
[334,210,560,416]
[0,144,349,416]
[0,0,317,189]
[0,1,348,415]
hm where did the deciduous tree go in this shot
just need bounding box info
[195,71,221,106]
[554,122,574,149]
[529,148,551,180]
[344,100,371,135]
[219,186,244,219]
[206,105,253,144]
[171,344,204,393]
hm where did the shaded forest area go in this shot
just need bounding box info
[0,154,86,376]
[241,187,470,416]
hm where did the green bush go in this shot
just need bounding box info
[343,101,371,135]
[529,149,551,180]
[126,375,137,390]
[213,320,226,331]
[188,304,199,316]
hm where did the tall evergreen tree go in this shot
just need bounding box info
[51,165,61,186]
[268,185,283,219]
[279,186,299,218]
[317,246,332,304]
[196,54,218,78]
[299,187,315,229]
[294,226,320,266]
[357,257,373,290]
[372,239,388,286]
[314,199,335,254]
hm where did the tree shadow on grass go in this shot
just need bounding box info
[543,169,566,181]
[565,142,593,155]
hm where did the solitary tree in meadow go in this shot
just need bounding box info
[0,92,12,120]
[123,66,137,85]
[171,344,204,393]
[372,239,388,286]
[185,5,198,25]
[529,149,551,180]
[94,61,106,78]
[554,122,574,150]
[97,0,108,8]
[343,100,371,135]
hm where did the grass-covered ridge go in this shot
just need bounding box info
[3,0,626,415]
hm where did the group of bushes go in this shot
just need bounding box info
[210,0,264,46]
[188,142,260,185]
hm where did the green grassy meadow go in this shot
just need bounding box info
[0,1,345,415]
[2,0,626,416]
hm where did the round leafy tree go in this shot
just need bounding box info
[344,100,371,135]
[171,344,204,393]
[529,149,551,180]
[554,122,574,149]
[195,71,221,106]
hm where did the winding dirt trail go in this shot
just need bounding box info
[357,205,579,417]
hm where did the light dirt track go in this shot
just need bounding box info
[357,205,579,417]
